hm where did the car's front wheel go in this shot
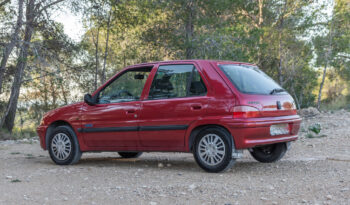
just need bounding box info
[249,143,287,163]
[193,127,235,173]
[48,126,82,165]
[118,152,143,158]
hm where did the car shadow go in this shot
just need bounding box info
[74,156,293,173]
[34,154,306,174]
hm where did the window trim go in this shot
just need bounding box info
[146,64,208,101]
[96,66,153,105]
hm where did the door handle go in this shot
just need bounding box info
[191,104,202,110]
[126,109,136,113]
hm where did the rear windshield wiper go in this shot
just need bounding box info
[270,88,285,95]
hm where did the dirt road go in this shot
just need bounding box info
[0,111,349,205]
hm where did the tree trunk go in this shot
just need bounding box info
[101,8,112,84]
[277,14,285,85]
[0,0,24,94]
[185,0,195,59]
[317,16,334,110]
[278,36,284,85]
[0,0,35,131]
[317,63,328,109]
[60,82,68,105]
[257,0,264,64]
[94,27,100,91]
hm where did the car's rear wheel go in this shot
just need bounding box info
[118,152,143,158]
[193,127,235,173]
[48,126,82,165]
[249,143,287,163]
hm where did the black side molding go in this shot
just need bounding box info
[77,126,138,133]
[77,125,188,133]
[139,125,188,131]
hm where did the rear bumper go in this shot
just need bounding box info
[224,115,302,149]
[36,125,48,150]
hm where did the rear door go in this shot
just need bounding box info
[139,63,209,148]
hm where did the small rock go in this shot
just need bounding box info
[326,195,332,200]
[260,197,268,201]
[307,144,315,148]
[188,184,196,190]
[166,163,171,167]
[158,163,164,168]
[63,197,68,201]
[267,185,274,190]
[272,202,278,205]
[341,187,349,192]
[6,176,13,179]
[281,179,287,182]
[301,199,307,203]
[149,202,157,205]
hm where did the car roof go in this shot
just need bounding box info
[125,59,256,69]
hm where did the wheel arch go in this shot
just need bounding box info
[188,124,235,152]
[45,120,74,149]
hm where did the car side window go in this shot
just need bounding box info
[98,69,150,104]
[148,64,207,99]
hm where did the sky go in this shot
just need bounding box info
[52,8,85,42]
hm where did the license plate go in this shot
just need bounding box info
[270,124,289,136]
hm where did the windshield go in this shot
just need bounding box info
[219,64,285,95]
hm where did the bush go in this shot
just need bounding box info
[320,95,349,111]
[0,126,37,141]
[308,123,321,134]
[305,123,326,138]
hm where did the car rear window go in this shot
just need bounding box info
[219,64,284,95]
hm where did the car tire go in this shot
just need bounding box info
[48,125,82,165]
[193,127,235,173]
[249,143,287,163]
[118,152,143,158]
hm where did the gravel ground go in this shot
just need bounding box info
[0,111,349,205]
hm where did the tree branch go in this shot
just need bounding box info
[0,0,10,8]
[337,54,350,59]
[36,0,65,14]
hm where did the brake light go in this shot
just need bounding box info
[291,102,297,114]
[233,106,261,118]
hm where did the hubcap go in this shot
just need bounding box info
[198,134,226,166]
[51,133,72,160]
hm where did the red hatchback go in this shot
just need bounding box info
[37,60,301,172]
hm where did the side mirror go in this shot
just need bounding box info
[84,93,96,106]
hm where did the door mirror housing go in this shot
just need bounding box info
[84,93,96,106]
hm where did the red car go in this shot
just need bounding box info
[37,60,301,172]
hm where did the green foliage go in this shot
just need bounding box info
[321,95,350,111]
[305,123,327,139]
[308,123,321,135]
[10,179,21,183]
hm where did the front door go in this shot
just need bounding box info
[81,67,152,148]
[139,64,209,148]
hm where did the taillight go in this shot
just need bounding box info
[291,101,297,114]
[233,106,261,118]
